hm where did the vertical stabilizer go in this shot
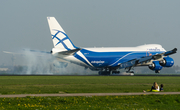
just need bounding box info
[47,17,78,51]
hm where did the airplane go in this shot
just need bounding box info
[47,17,177,75]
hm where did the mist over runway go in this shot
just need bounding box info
[4,49,96,75]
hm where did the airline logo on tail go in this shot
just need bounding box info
[47,17,78,51]
[52,29,72,50]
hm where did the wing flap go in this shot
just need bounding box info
[119,59,137,68]
[138,56,153,63]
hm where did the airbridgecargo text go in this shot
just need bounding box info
[91,61,105,64]
[147,48,160,51]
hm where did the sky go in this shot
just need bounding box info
[0,0,180,66]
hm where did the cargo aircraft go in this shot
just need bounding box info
[47,17,177,75]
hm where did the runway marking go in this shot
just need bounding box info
[0,92,180,98]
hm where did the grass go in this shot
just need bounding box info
[0,76,180,109]
[0,95,180,110]
[0,76,180,94]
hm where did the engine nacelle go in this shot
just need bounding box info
[159,57,174,67]
[149,61,163,71]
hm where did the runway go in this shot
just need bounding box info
[0,92,180,98]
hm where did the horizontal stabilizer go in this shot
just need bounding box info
[29,50,51,54]
[3,50,51,57]
[57,48,81,55]
[3,51,23,55]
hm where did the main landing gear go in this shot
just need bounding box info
[98,68,120,75]
[98,71,111,75]
[125,67,134,73]
[155,70,160,73]
[98,67,135,75]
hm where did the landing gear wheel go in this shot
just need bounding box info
[126,71,134,73]
[155,70,160,73]
[98,71,110,75]
[112,71,120,74]
[98,71,102,75]
[130,71,134,73]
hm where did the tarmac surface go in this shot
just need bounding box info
[0,92,180,98]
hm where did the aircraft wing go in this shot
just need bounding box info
[119,48,177,68]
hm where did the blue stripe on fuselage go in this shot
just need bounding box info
[73,53,92,67]
[73,49,164,68]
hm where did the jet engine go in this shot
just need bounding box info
[159,57,174,67]
[149,61,163,71]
